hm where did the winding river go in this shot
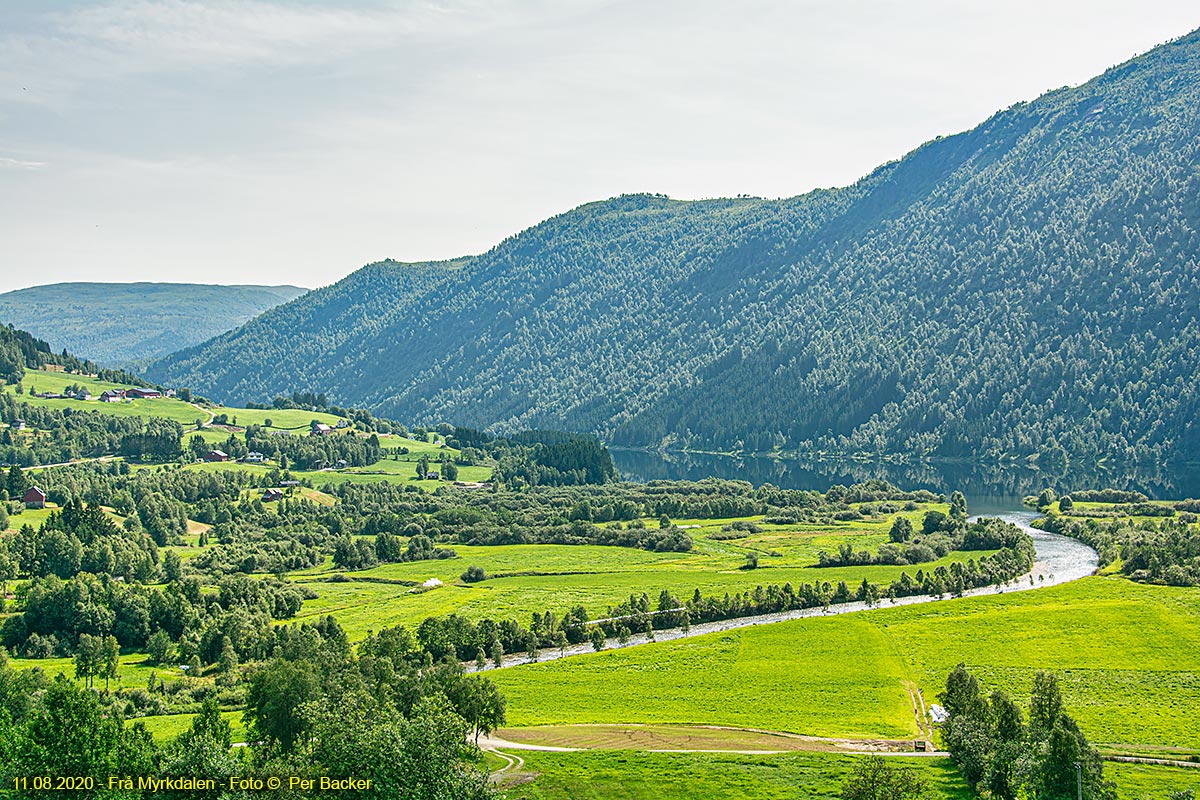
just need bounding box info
[468,512,1099,673]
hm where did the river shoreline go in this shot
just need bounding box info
[466,512,1098,673]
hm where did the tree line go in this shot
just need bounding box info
[0,621,501,799]
[940,663,1115,800]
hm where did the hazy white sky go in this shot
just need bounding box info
[1,1,1197,294]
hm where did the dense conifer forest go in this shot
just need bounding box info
[148,31,1200,465]
[0,284,306,367]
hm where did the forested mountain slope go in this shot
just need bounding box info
[0,283,306,366]
[148,30,1200,464]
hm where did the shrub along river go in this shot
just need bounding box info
[466,455,1119,673]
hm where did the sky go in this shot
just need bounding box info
[1,1,1197,294]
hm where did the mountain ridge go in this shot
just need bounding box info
[0,282,308,367]
[148,29,1200,464]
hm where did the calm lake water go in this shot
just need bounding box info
[610,450,1200,516]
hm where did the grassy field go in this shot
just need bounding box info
[283,501,994,639]
[493,614,918,739]
[11,370,205,423]
[14,651,187,688]
[136,710,249,743]
[3,503,60,533]
[3,370,482,494]
[503,750,970,800]
[167,458,481,490]
[6,370,453,463]
[3,502,127,534]
[1107,762,1200,799]
[490,577,1200,757]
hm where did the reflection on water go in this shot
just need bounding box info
[611,450,1200,515]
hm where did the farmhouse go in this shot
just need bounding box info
[280,480,300,488]
[100,390,125,402]
[262,488,284,502]
[311,423,333,436]
[335,459,348,469]
[243,451,265,463]
[23,487,46,509]
[205,450,229,462]
[72,390,93,400]
[126,387,161,399]
[11,420,25,431]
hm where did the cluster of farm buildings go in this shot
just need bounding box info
[31,387,168,402]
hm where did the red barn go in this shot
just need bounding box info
[23,487,46,509]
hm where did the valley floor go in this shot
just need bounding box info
[487,575,1200,796]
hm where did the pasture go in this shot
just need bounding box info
[502,750,970,800]
[171,459,476,490]
[490,577,1200,757]
[285,500,995,638]
[13,651,187,688]
[136,710,248,744]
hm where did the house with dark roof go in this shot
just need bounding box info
[100,390,125,402]
[262,488,284,502]
[126,388,161,399]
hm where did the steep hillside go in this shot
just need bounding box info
[148,31,1200,464]
[0,323,99,384]
[0,283,307,366]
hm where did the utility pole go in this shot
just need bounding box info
[1075,761,1082,800]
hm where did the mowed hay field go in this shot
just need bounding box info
[494,613,919,739]
[491,577,1200,756]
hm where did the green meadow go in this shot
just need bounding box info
[6,369,491,488]
[283,500,997,638]
[10,366,1195,795]
[1106,762,1200,800]
[136,710,249,744]
[13,651,183,689]
[8,368,360,435]
[491,577,1200,756]
[2,502,126,534]
[503,751,971,800]
[13,383,202,427]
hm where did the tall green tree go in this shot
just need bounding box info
[840,755,929,800]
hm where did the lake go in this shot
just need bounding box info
[610,449,1200,516]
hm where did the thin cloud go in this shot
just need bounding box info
[43,0,538,72]
[0,156,45,169]
[0,0,544,109]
